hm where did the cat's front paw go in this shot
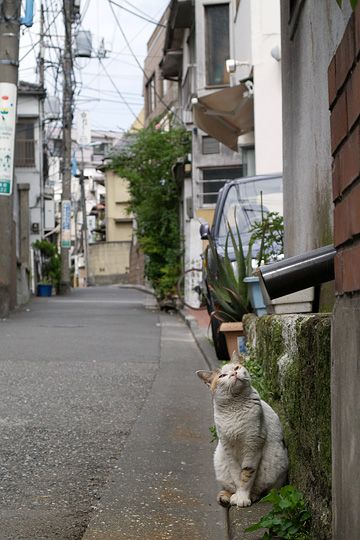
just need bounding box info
[230,491,252,507]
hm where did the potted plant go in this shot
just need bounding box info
[205,212,284,356]
[33,239,61,296]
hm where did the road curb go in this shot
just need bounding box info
[179,309,219,370]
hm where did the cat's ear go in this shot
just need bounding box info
[196,370,216,387]
[230,350,246,365]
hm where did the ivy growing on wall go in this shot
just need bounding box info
[110,118,191,299]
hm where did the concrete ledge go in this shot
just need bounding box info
[228,503,272,540]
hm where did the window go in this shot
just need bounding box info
[51,138,62,157]
[146,74,156,115]
[202,166,243,205]
[242,146,255,176]
[92,142,109,159]
[205,4,230,86]
[202,136,220,155]
[15,118,36,167]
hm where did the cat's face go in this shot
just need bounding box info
[197,363,251,397]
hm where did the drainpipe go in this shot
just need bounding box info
[256,244,336,300]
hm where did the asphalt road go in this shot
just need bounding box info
[0,286,161,539]
[0,286,227,540]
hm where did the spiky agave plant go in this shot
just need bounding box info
[205,219,255,322]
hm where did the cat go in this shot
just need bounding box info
[197,353,288,508]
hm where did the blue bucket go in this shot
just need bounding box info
[37,284,53,297]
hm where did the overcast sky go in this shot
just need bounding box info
[19,0,169,133]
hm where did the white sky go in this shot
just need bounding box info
[19,0,169,133]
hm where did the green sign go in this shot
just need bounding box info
[0,180,11,194]
[0,83,17,197]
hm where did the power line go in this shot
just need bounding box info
[19,7,63,62]
[108,0,166,28]
[107,0,184,127]
[119,0,164,22]
[99,58,143,126]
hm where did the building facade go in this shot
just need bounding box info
[15,81,54,302]
[160,0,282,305]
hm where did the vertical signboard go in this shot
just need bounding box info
[61,200,71,248]
[0,83,17,196]
[76,110,91,146]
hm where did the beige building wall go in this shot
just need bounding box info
[89,242,131,285]
[105,169,133,243]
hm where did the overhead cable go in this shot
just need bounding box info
[108,0,166,28]
[107,0,184,127]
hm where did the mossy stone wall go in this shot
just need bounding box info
[243,314,331,540]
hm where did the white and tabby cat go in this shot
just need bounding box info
[197,354,288,508]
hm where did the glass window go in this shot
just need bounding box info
[217,176,283,247]
[146,74,156,114]
[205,4,230,86]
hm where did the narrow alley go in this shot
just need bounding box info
[0,286,226,539]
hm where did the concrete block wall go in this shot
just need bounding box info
[243,314,332,540]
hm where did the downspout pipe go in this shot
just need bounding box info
[20,0,35,27]
[255,244,336,300]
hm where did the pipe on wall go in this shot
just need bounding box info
[256,244,336,300]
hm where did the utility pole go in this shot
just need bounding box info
[38,1,45,239]
[0,0,21,317]
[79,147,90,286]
[59,0,73,294]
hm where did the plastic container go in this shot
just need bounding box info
[37,284,53,297]
[243,276,267,316]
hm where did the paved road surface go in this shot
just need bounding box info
[0,286,226,539]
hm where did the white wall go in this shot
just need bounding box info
[16,94,42,246]
[233,0,282,175]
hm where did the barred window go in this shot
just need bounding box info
[15,118,36,167]
[202,166,243,205]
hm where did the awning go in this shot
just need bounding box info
[192,84,254,151]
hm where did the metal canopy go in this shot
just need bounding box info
[192,84,254,151]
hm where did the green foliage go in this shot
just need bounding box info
[110,118,190,299]
[209,424,218,443]
[33,239,61,291]
[245,485,311,540]
[244,346,271,402]
[206,208,283,323]
[249,211,284,266]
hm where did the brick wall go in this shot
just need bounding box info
[329,7,360,294]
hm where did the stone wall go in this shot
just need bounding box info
[243,314,332,540]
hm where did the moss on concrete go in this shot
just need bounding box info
[243,314,331,540]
